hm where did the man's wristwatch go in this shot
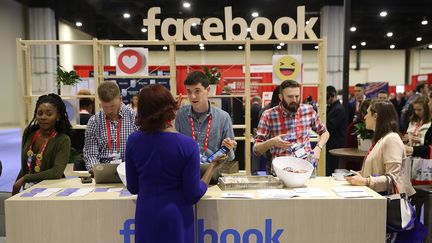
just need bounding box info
[316,144,323,150]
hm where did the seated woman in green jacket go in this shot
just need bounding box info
[12,94,72,195]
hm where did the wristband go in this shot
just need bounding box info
[316,144,323,150]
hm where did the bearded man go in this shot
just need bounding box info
[253,80,329,162]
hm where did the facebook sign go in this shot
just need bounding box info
[197,219,284,243]
[120,218,284,243]
[120,219,135,243]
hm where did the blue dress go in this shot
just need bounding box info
[125,131,207,243]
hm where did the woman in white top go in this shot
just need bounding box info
[404,96,431,146]
[346,100,415,196]
[126,94,138,112]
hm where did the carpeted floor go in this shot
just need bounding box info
[0,128,21,193]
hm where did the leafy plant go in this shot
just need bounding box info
[354,121,373,140]
[202,66,221,85]
[56,65,81,88]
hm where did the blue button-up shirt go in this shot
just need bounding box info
[175,104,235,161]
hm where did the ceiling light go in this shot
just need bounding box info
[350,26,357,32]
[119,44,123,47]
[386,32,393,37]
[314,45,319,49]
[200,46,205,50]
[361,42,366,46]
[141,27,147,33]
[421,20,428,25]
[279,43,285,46]
[75,22,82,27]
[390,44,395,49]
[428,44,432,49]
[192,23,197,27]
[123,13,130,19]
[276,45,282,50]
[183,2,191,8]
[252,12,259,18]
[351,45,357,50]
[247,28,251,32]
[199,43,204,47]
[416,37,422,42]
[306,20,309,25]
[238,46,243,50]
[163,46,168,50]
[379,11,387,17]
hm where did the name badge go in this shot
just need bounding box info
[110,153,122,164]
[294,147,307,159]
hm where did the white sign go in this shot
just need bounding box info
[115,48,148,76]
[272,55,302,84]
[143,6,318,41]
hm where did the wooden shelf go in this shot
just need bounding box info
[103,75,171,79]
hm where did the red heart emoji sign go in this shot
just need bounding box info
[117,49,143,74]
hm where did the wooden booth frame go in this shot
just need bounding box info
[16,38,327,175]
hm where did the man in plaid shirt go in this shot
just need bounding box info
[84,81,137,171]
[254,80,329,162]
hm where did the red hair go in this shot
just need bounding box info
[136,85,179,132]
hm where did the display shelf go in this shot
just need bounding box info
[17,37,327,175]
[102,75,171,79]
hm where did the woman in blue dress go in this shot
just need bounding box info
[125,84,227,243]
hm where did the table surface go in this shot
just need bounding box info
[329,147,368,158]
[203,176,383,200]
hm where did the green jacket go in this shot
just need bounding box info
[18,132,71,183]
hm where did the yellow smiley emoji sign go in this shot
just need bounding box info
[274,55,300,81]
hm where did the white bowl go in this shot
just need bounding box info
[272,156,313,188]
[117,162,127,187]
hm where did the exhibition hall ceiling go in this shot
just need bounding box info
[17,0,432,51]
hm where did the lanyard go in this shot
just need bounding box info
[413,122,421,135]
[27,129,57,173]
[190,114,212,153]
[105,117,121,154]
[278,106,302,141]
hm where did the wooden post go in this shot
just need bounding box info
[244,38,251,175]
[317,38,328,176]
[169,42,177,96]
[93,38,100,113]
[24,45,33,125]
[16,39,26,133]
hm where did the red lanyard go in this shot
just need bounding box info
[278,106,302,141]
[106,117,121,154]
[413,122,421,135]
[189,115,212,153]
[27,129,57,172]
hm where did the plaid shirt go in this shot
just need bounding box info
[254,104,327,158]
[84,104,137,170]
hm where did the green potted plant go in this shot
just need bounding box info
[202,66,221,95]
[56,65,81,95]
[354,121,373,151]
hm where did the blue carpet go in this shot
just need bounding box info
[0,128,21,192]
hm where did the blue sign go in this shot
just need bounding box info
[197,218,284,243]
[120,219,135,243]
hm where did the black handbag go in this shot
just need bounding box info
[385,174,416,232]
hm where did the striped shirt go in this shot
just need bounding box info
[84,104,137,170]
[254,104,327,158]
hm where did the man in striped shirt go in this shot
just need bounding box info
[253,80,329,162]
[84,81,137,171]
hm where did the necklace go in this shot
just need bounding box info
[26,129,57,173]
